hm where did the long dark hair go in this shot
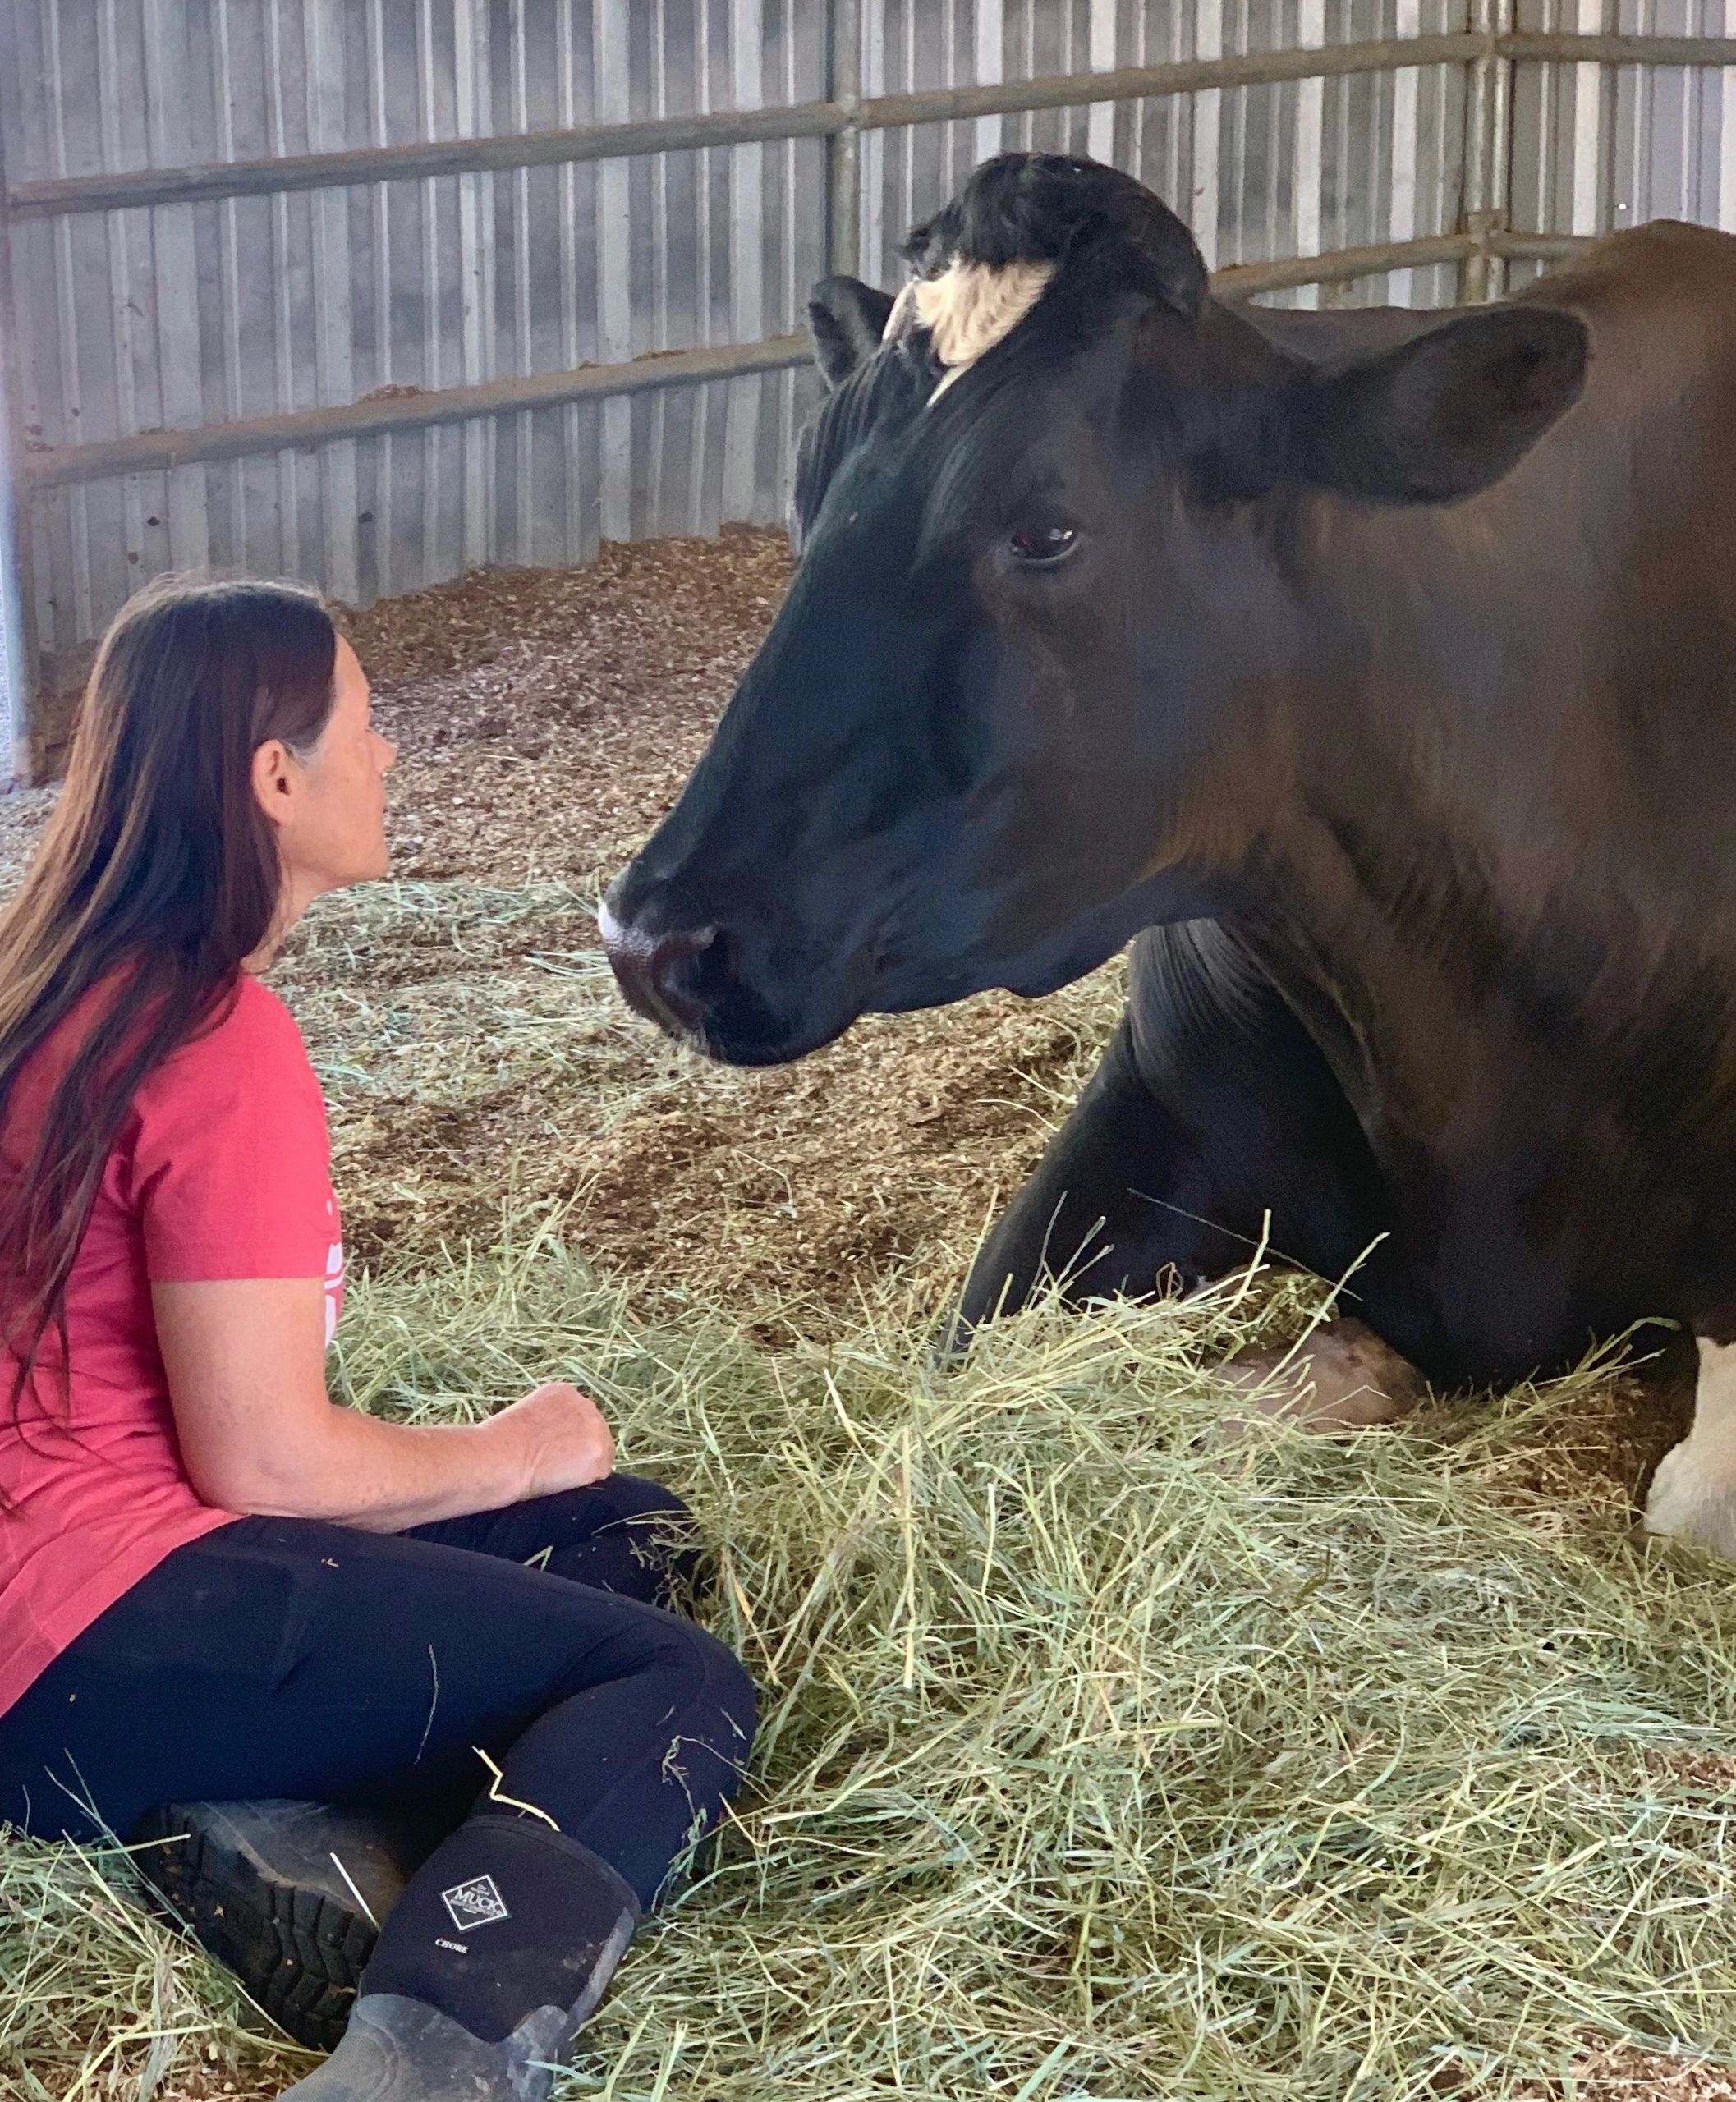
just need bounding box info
[0,578,338,1407]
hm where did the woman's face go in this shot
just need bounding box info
[257,637,397,911]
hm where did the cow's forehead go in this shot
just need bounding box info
[884,257,1055,404]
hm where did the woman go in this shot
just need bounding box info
[0,581,756,2102]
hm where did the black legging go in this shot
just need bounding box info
[0,1474,755,1939]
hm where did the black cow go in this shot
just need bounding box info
[603,153,1736,1556]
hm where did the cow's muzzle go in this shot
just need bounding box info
[597,897,725,1044]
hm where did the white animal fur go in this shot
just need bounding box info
[882,257,1055,402]
[1644,1335,1736,1557]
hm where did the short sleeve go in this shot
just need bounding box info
[130,980,339,1284]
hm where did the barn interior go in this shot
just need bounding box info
[4,7,1736,2099]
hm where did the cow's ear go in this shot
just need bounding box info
[1297,305,1588,503]
[808,277,897,389]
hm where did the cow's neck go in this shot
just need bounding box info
[1224,494,1577,1154]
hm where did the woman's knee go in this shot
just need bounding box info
[664,1621,758,1806]
[512,1604,755,1833]
[630,1609,755,1733]
[558,1603,755,1759]
[530,1473,691,1530]
[687,1618,757,1752]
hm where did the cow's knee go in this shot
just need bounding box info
[1645,1335,1736,1557]
[1214,1316,1426,1436]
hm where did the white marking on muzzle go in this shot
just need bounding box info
[597,895,658,965]
[883,256,1055,405]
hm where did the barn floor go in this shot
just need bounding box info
[2,535,1736,2102]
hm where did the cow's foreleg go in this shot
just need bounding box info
[952,921,1398,1366]
[948,1013,1208,1338]
[1644,1336,1736,1557]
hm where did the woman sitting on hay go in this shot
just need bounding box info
[0,580,756,2102]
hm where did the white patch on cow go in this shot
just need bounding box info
[1645,1336,1736,1558]
[880,278,922,343]
[884,257,1055,404]
[597,896,657,966]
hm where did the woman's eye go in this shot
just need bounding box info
[1008,522,1080,566]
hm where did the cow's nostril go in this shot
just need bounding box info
[599,906,728,1040]
[680,922,733,1000]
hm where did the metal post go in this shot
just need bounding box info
[1461,0,1517,303]
[826,0,863,278]
[0,112,41,783]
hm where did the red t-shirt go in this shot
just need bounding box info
[0,975,342,1717]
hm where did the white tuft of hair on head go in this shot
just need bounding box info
[912,258,1055,397]
[880,279,922,342]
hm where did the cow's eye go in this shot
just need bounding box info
[1008,521,1079,566]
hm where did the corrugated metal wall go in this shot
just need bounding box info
[0,0,830,681]
[2,3,1735,751]
[1509,0,1736,283]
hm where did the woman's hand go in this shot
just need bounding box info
[488,1381,616,1499]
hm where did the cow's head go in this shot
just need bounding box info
[603,153,1587,1065]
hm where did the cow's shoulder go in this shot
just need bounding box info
[1518,220,1736,342]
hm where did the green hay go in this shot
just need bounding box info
[343,1245,1736,2102]
[4,883,1736,2100]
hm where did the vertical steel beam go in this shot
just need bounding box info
[826,0,863,277]
[1462,0,1517,303]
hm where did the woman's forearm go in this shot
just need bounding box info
[211,1402,531,1531]
[156,1279,616,1528]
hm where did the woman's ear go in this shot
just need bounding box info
[250,737,296,832]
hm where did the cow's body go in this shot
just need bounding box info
[972,227,1736,1388]
[602,154,1736,1547]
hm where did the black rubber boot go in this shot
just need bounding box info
[275,1816,639,2102]
[271,1990,619,2102]
[133,1799,429,2049]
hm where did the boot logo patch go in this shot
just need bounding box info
[441,1875,510,1933]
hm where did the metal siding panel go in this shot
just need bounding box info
[11,0,1736,706]
[267,0,305,582]
[1293,0,1326,303]
[305,0,357,599]
[1725,0,1736,228]
[44,0,96,646]
[0,3,35,763]
[1192,0,1224,267]
[976,0,1006,163]
[555,0,590,567]
[861,0,887,274]
[141,0,211,576]
[455,0,493,572]
[1573,0,1614,231]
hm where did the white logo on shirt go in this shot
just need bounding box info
[324,1240,345,1347]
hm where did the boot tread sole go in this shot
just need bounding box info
[133,1803,375,2052]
